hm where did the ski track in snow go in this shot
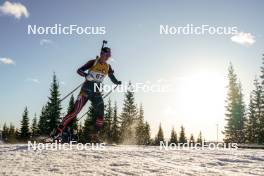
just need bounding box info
[0,144,264,176]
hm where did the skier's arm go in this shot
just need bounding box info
[77,60,95,77]
[108,65,121,85]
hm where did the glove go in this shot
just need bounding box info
[85,74,92,81]
[116,81,122,85]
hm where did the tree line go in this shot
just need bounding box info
[154,124,204,145]
[224,54,264,144]
[0,74,148,144]
[1,73,204,145]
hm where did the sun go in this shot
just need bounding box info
[168,72,227,140]
[177,72,226,116]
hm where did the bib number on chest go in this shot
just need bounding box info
[87,71,106,82]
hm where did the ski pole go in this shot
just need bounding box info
[77,84,118,121]
[60,82,83,102]
[103,84,118,98]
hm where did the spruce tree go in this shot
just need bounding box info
[154,123,164,145]
[82,101,97,142]
[20,107,30,140]
[112,102,120,144]
[258,55,264,144]
[15,128,20,140]
[8,124,16,143]
[169,127,178,144]
[77,122,84,142]
[46,73,61,133]
[120,82,138,144]
[237,82,247,143]
[197,131,203,144]
[179,125,187,144]
[81,117,91,143]
[246,79,261,143]
[31,113,39,138]
[67,95,77,134]
[143,122,151,145]
[2,123,9,142]
[38,105,49,135]
[102,99,113,142]
[246,96,256,143]
[224,64,246,143]
[189,134,195,145]
[136,104,146,145]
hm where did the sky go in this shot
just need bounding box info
[0,0,264,141]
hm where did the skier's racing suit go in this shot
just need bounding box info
[57,59,120,135]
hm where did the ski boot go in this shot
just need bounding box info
[50,124,64,142]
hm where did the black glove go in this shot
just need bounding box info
[117,81,122,85]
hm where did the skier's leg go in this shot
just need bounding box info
[55,92,88,135]
[93,93,104,132]
[87,93,104,142]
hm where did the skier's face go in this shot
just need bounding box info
[100,52,111,63]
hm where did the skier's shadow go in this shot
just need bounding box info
[5,145,29,152]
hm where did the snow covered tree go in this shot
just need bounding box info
[224,64,246,143]
[31,113,39,138]
[169,127,178,144]
[120,82,138,144]
[46,73,61,133]
[179,125,187,144]
[20,107,30,140]
[154,123,164,145]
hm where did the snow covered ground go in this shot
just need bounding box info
[0,144,263,176]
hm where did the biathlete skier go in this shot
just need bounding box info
[52,44,121,141]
